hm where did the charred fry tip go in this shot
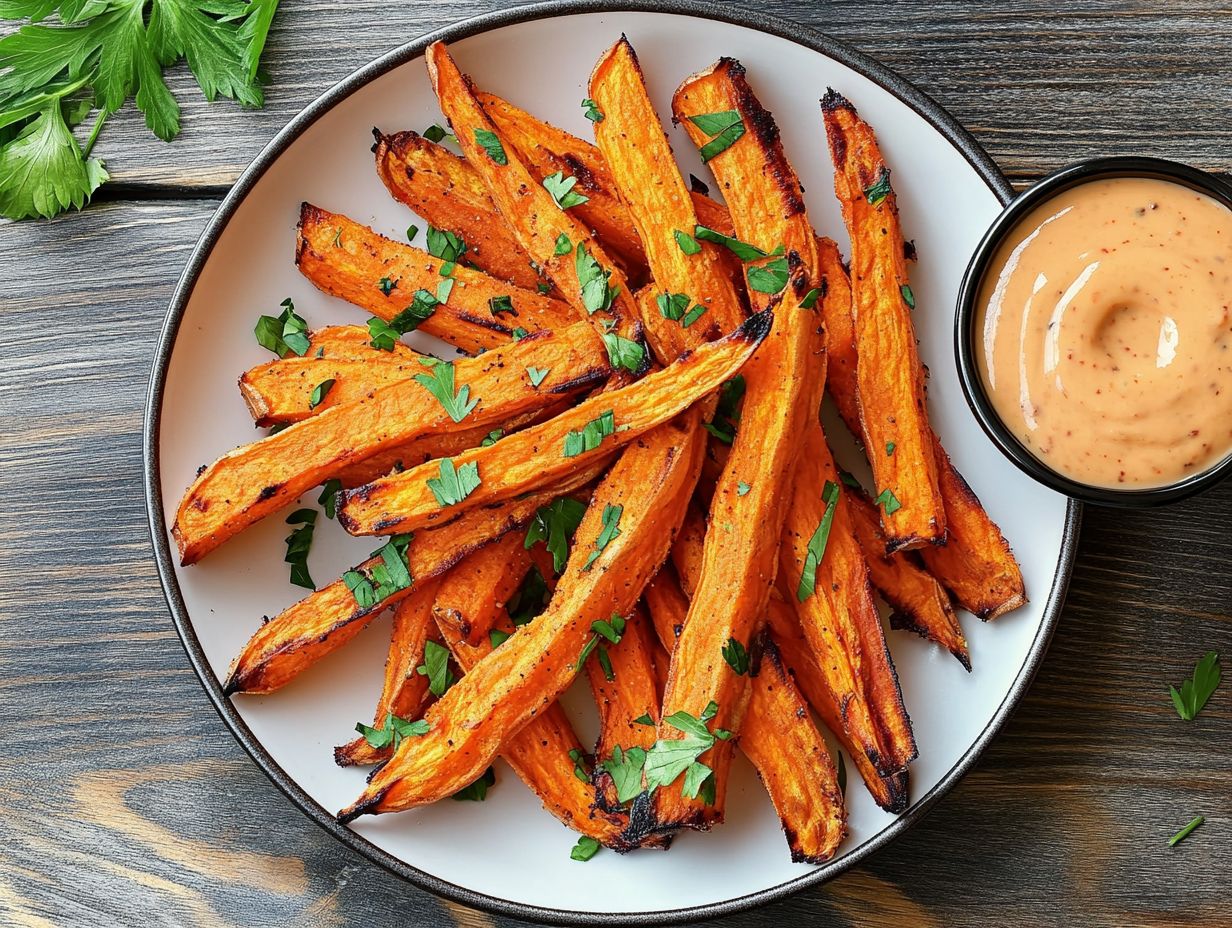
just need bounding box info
[221,673,244,697]
[336,788,387,824]
[735,308,774,344]
[820,87,855,114]
[333,744,362,767]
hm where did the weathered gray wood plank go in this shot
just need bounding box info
[69,0,1232,191]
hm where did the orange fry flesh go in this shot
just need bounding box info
[173,322,608,564]
[338,410,705,821]
[297,204,575,354]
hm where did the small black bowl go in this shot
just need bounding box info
[954,155,1232,508]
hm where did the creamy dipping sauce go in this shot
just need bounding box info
[976,176,1232,488]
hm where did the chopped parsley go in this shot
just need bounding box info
[601,744,648,804]
[737,481,751,496]
[416,639,455,697]
[525,498,587,573]
[581,98,604,122]
[414,358,478,423]
[575,243,619,315]
[563,410,615,457]
[423,124,455,145]
[602,331,645,373]
[378,277,397,296]
[507,564,550,627]
[452,767,496,801]
[577,612,626,679]
[1169,651,1221,721]
[554,232,573,256]
[582,504,623,571]
[426,458,481,507]
[703,375,745,444]
[900,283,916,309]
[318,479,343,519]
[283,508,317,590]
[570,836,601,862]
[1169,815,1204,847]
[435,276,454,304]
[425,226,467,264]
[512,327,530,340]
[481,429,503,447]
[674,229,702,255]
[543,171,590,210]
[406,224,420,242]
[874,487,902,515]
[687,110,745,162]
[309,379,335,410]
[886,441,896,456]
[473,128,508,165]
[537,282,553,295]
[800,287,822,309]
[642,701,729,801]
[721,637,749,675]
[489,295,517,317]
[254,298,310,358]
[489,629,511,648]
[368,290,438,350]
[694,226,767,261]
[796,480,841,602]
[746,256,790,294]
[527,366,550,387]
[864,168,892,206]
[569,748,592,783]
[342,534,413,608]
[633,713,655,726]
[355,712,429,750]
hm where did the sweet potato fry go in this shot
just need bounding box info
[337,409,706,821]
[781,423,896,777]
[475,90,647,282]
[306,324,420,360]
[297,204,577,354]
[173,323,608,564]
[644,568,846,862]
[240,355,424,427]
[334,578,442,767]
[374,130,542,290]
[588,37,746,362]
[335,312,770,537]
[763,595,909,813]
[815,236,1026,618]
[431,548,640,849]
[587,604,661,816]
[223,463,607,696]
[822,90,945,550]
[654,59,827,829]
[432,532,531,648]
[426,43,641,342]
[846,485,970,669]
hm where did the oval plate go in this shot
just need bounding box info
[145,1,1079,922]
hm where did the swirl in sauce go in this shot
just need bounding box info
[976,176,1232,488]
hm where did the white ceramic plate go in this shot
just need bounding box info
[145,2,1078,922]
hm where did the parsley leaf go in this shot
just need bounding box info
[582,504,622,571]
[703,375,745,445]
[633,713,655,726]
[576,612,626,677]
[694,225,767,261]
[737,481,751,496]
[554,232,572,255]
[472,127,507,164]
[886,441,896,456]
[900,283,916,309]
[506,564,550,626]
[575,243,619,315]
[414,357,478,423]
[688,110,745,162]
[525,498,587,573]
[527,366,550,387]
[416,638,455,697]
[425,226,467,263]
[581,97,604,122]
[309,378,335,410]
[488,629,510,648]
[674,229,701,255]
[721,637,749,675]
[317,479,343,519]
[601,331,644,373]
[569,748,592,783]
[643,704,723,797]
[873,488,902,515]
[801,287,822,309]
[368,290,438,349]
[342,534,413,608]
[425,457,481,507]
[254,298,309,357]
[600,744,647,804]
[378,276,397,296]
[746,255,790,294]
[356,711,429,751]
[406,223,420,242]
[1169,651,1221,721]
[283,508,316,590]
[570,836,601,861]
[489,294,516,317]
[423,123,455,145]
[452,766,495,801]
[435,276,454,304]
[796,480,840,602]
[864,168,892,206]
[563,410,615,458]
[543,171,589,210]
[480,429,503,447]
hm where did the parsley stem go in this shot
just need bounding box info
[1168,816,1204,847]
[82,107,111,159]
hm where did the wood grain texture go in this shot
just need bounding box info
[1,2,1230,926]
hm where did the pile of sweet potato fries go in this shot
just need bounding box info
[173,38,1026,863]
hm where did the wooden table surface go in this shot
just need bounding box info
[2,2,1229,925]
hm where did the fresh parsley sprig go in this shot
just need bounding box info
[356,711,429,751]
[796,480,840,602]
[1169,651,1221,721]
[0,0,282,220]
[525,498,587,573]
[283,508,316,590]
[414,357,478,423]
[416,639,455,697]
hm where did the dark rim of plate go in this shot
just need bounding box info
[142,1,1082,924]
[955,155,1232,507]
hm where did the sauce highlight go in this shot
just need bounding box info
[976,176,1232,488]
